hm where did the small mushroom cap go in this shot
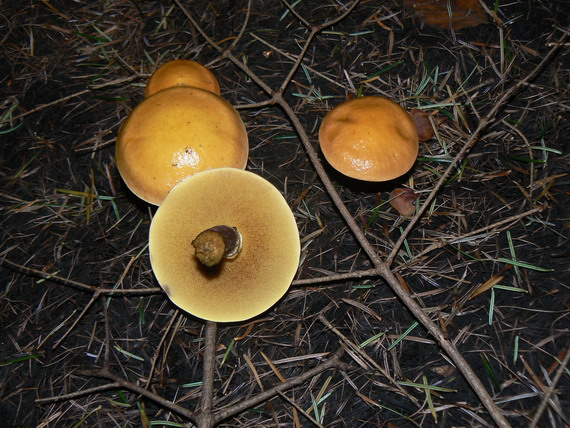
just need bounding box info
[319,96,419,181]
[145,59,221,97]
[116,86,248,205]
[149,168,301,323]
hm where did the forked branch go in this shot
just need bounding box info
[170,2,565,426]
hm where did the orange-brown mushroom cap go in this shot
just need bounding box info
[319,96,419,181]
[149,168,301,323]
[145,59,221,97]
[116,86,248,205]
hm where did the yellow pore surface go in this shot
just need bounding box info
[145,59,221,97]
[116,86,248,205]
[319,96,419,181]
[149,168,301,323]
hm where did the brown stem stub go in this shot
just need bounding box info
[192,225,242,267]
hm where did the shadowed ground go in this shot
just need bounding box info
[1,1,568,426]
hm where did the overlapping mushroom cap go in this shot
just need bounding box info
[149,168,300,323]
[319,96,419,181]
[116,86,248,205]
[145,59,221,97]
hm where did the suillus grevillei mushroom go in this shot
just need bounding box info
[145,59,221,97]
[149,168,301,323]
[319,96,419,181]
[116,86,248,205]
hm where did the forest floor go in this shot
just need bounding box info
[1,1,569,427]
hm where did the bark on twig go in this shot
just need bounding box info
[213,348,348,424]
[195,321,218,428]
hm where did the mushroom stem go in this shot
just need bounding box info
[192,225,242,267]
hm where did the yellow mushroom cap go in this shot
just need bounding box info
[145,59,221,97]
[116,86,248,205]
[318,96,419,181]
[149,168,301,323]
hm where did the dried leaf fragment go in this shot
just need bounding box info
[390,187,419,216]
[468,274,504,300]
[430,364,456,377]
[404,0,488,31]
[410,109,437,141]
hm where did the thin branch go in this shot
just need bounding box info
[275,95,381,265]
[397,205,547,270]
[213,348,348,424]
[36,382,123,404]
[196,321,218,428]
[52,291,101,349]
[229,0,252,50]
[387,33,567,267]
[1,259,162,295]
[4,75,140,124]
[248,32,348,90]
[377,263,510,427]
[318,315,417,404]
[102,297,111,369]
[278,1,360,94]
[276,390,324,428]
[280,0,312,29]
[145,309,181,389]
[174,0,280,96]
[528,347,570,428]
[292,268,380,286]
[81,368,196,422]
[292,205,546,286]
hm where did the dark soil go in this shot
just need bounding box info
[1,1,568,427]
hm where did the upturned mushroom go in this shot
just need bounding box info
[145,59,221,97]
[149,168,300,323]
[116,86,248,205]
[319,96,419,182]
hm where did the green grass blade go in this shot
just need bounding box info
[480,353,501,390]
[71,405,102,428]
[397,380,456,393]
[0,353,42,367]
[496,258,553,272]
[360,331,385,348]
[149,422,187,427]
[387,322,418,351]
[221,339,235,367]
[489,288,495,325]
[114,345,145,361]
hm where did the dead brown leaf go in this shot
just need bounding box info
[404,0,488,30]
[410,108,445,141]
[390,187,419,216]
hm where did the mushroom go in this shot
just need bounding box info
[191,225,242,268]
[149,168,300,322]
[116,86,248,205]
[145,59,221,97]
[319,96,419,181]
